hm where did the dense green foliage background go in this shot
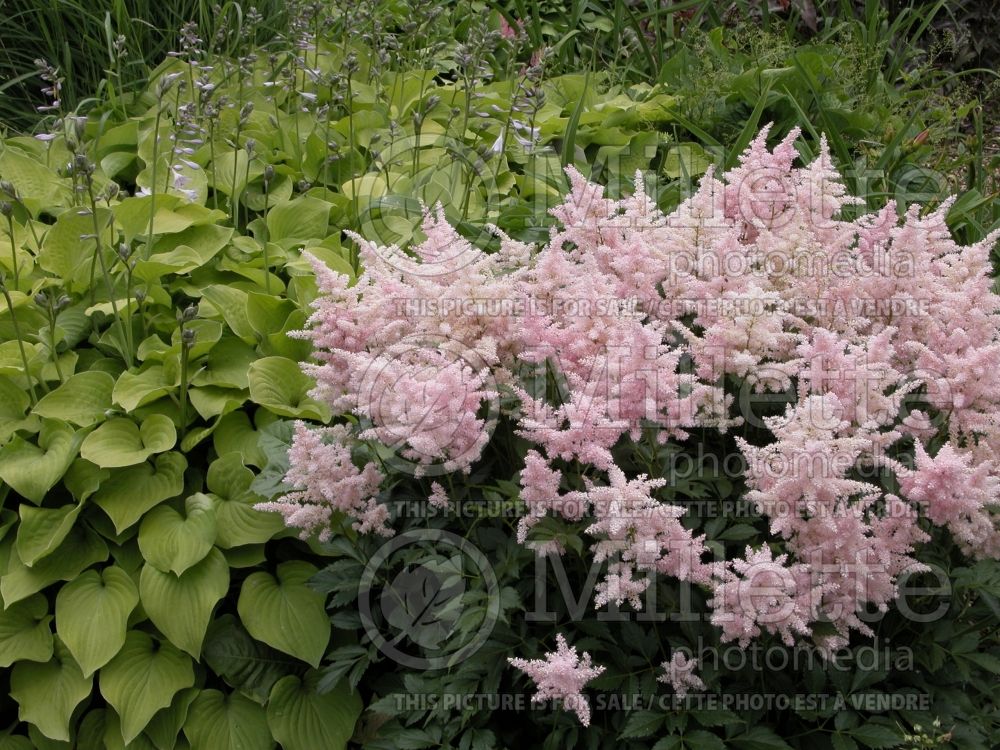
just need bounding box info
[0,1,998,748]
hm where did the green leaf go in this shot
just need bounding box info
[266,196,331,241]
[619,709,665,739]
[64,459,110,502]
[248,357,330,421]
[1,525,109,605]
[0,376,34,445]
[266,672,361,750]
[32,371,116,427]
[139,547,229,658]
[849,723,902,749]
[203,614,301,703]
[0,593,54,667]
[138,494,217,575]
[80,415,177,468]
[237,562,330,668]
[206,453,284,548]
[94,452,187,533]
[16,501,84,566]
[191,337,257,389]
[183,689,274,750]
[0,733,35,750]
[144,687,199,750]
[682,730,726,750]
[0,419,84,504]
[38,206,115,291]
[113,366,177,412]
[10,638,93,742]
[99,630,195,744]
[0,145,70,213]
[732,726,795,750]
[199,285,256,343]
[55,566,138,677]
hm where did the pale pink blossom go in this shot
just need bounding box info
[508,634,606,726]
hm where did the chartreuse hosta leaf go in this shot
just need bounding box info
[94,452,187,533]
[248,356,330,421]
[206,453,284,548]
[55,566,138,677]
[0,418,85,504]
[80,415,177,469]
[237,562,329,668]
[10,638,92,742]
[1,525,108,606]
[266,195,331,241]
[32,371,115,427]
[266,672,361,750]
[99,630,195,744]
[64,459,110,502]
[16,501,85,566]
[183,689,273,750]
[0,593,54,667]
[112,366,178,412]
[143,686,199,750]
[139,547,229,658]
[0,376,37,445]
[138,493,217,575]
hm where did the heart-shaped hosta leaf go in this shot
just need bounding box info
[39,206,115,290]
[1,525,109,606]
[139,547,229,658]
[237,562,329,668]
[183,689,273,750]
[15,501,85,567]
[203,614,301,703]
[200,285,255,343]
[247,357,330,421]
[266,196,331,241]
[0,594,54,667]
[112,366,178,412]
[32,371,115,427]
[0,145,70,214]
[265,672,361,750]
[138,493,217,575]
[55,566,138,677]
[99,631,195,744]
[143,687,199,750]
[191,337,257,390]
[10,638,93,741]
[80,415,176,468]
[94,452,187,533]
[207,454,284,548]
[0,376,34,446]
[64,459,110,502]
[0,419,84,504]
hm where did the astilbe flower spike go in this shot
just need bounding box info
[508,634,606,726]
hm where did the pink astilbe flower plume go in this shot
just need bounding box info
[508,634,606,726]
[253,422,390,539]
[658,652,706,698]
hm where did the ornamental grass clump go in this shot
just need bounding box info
[265,123,1000,722]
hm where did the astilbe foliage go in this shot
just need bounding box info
[259,124,1000,723]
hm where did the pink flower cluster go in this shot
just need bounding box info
[254,422,390,539]
[508,634,606,726]
[274,124,1000,712]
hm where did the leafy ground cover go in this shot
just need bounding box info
[0,1,998,749]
